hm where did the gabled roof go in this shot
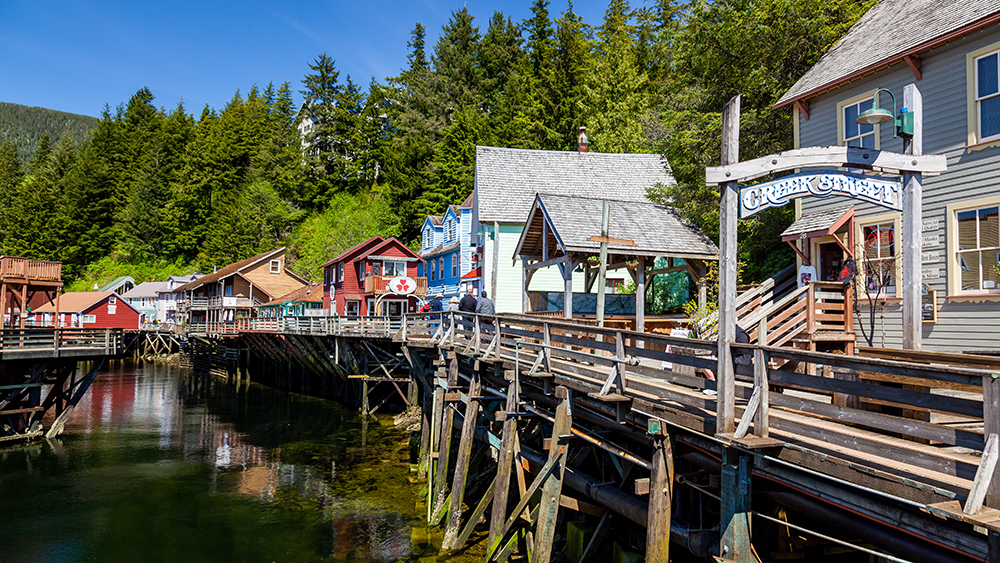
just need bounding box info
[781,206,854,239]
[458,192,474,208]
[99,276,135,293]
[776,0,1000,108]
[35,291,138,314]
[259,282,323,306]
[175,248,288,292]
[121,281,168,299]
[321,236,386,268]
[516,194,719,261]
[360,237,422,261]
[476,146,673,223]
[421,240,462,259]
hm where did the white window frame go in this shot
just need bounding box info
[452,253,458,278]
[383,260,406,277]
[108,295,116,304]
[337,263,344,283]
[947,195,1000,298]
[270,259,281,274]
[430,260,436,281]
[968,40,1000,150]
[82,314,96,324]
[345,300,360,316]
[837,89,881,150]
[855,212,901,297]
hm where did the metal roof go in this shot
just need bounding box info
[781,206,854,239]
[475,146,674,224]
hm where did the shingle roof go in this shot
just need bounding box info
[777,0,1000,107]
[781,206,854,238]
[519,194,719,260]
[421,240,461,259]
[475,146,674,223]
[260,282,323,306]
[174,248,287,292]
[35,292,117,313]
[121,281,169,299]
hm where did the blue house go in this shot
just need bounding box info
[418,193,481,301]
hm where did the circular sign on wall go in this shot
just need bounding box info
[388,276,417,295]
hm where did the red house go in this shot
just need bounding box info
[31,291,142,329]
[322,236,428,316]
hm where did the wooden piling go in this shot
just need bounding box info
[442,373,482,549]
[645,419,673,563]
[532,386,572,563]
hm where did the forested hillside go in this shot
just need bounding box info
[0,0,872,291]
[0,102,99,164]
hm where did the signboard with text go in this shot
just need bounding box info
[740,169,902,218]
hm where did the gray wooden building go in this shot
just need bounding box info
[776,0,1000,352]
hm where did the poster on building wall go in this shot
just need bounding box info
[740,169,902,218]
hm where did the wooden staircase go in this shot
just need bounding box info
[706,265,856,354]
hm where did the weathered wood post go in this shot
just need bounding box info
[717,95,741,437]
[646,419,674,563]
[532,385,572,563]
[596,201,610,328]
[442,373,481,549]
[720,447,753,562]
[431,353,460,523]
[489,377,520,549]
[901,83,923,350]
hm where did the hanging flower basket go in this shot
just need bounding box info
[587,256,601,267]
[625,261,639,271]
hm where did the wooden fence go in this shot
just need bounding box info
[400,311,1000,528]
[0,328,123,360]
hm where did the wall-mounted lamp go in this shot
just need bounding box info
[855,87,914,138]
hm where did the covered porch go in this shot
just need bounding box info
[514,194,719,335]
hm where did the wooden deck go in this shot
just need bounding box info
[397,311,1000,559]
[0,328,124,361]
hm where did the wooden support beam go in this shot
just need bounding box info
[442,374,482,549]
[453,475,496,550]
[966,433,999,515]
[431,355,461,521]
[717,94,741,437]
[489,378,519,547]
[720,449,753,563]
[532,387,573,563]
[646,419,674,563]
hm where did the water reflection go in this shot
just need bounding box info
[0,361,453,563]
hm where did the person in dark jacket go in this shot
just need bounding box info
[458,288,477,330]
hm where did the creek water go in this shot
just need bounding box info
[0,361,480,563]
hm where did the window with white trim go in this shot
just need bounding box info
[842,98,875,148]
[337,263,344,283]
[858,216,899,296]
[956,204,1000,293]
[430,260,436,281]
[270,259,281,274]
[452,254,458,277]
[383,260,406,277]
[82,314,96,323]
[109,295,116,304]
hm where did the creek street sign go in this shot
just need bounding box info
[740,169,902,218]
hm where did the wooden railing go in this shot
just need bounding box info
[232,316,401,338]
[0,256,62,281]
[399,311,1000,519]
[364,275,428,296]
[207,296,262,308]
[0,328,122,359]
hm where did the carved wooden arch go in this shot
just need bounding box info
[705,145,947,185]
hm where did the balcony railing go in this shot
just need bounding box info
[207,296,261,308]
[364,275,428,296]
[0,256,62,281]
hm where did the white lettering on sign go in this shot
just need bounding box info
[922,268,940,279]
[739,169,901,218]
[922,218,940,232]
[921,251,940,263]
[921,234,940,248]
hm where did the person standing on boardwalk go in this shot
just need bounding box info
[459,287,477,330]
[476,290,495,333]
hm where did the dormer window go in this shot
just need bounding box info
[270,259,281,274]
[109,295,116,304]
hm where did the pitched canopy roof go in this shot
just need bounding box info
[35,291,136,314]
[475,146,674,223]
[321,236,386,268]
[780,206,854,240]
[515,194,719,262]
[259,282,323,306]
[777,0,1000,108]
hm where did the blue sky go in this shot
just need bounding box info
[1,1,612,118]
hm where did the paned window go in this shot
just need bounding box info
[956,205,1000,292]
[976,50,1000,142]
[82,314,96,324]
[861,220,897,295]
[270,259,281,274]
[452,254,458,277]
[383,260,406,277]
[337,263,344,282]
[439,258,444,279]
[431,260,436,281]
[842,98,875,148]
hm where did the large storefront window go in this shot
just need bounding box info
[957,205,1000,293]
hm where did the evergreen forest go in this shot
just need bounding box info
[0,0,873,291]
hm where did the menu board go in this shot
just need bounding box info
[921,283,937,323]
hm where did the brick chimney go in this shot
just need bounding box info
[577,126,588,153]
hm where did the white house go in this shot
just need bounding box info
[155,274,200,324]
[472,146,676,313]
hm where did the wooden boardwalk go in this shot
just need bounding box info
[396,311,1000,562]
